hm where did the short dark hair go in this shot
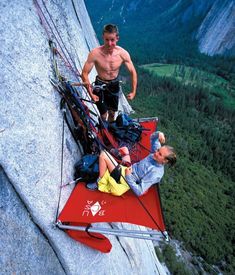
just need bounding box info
[103,24,119,35]
[165,146,177,167]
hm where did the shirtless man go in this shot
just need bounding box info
[81,24,137,122]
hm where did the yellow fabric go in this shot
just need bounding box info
[98,165,130,196]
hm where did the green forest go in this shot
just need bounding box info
[124,65,235,274]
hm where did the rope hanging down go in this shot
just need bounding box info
[55,110,65,223]
[34,0,80,78]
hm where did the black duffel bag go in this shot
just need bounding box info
[109,113,143,143]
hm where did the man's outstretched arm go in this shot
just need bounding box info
[123,51,137,100]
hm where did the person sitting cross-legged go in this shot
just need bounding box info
[86,131,176,196]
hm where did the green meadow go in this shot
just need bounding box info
[140,63,235,109]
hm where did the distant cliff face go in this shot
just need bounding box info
[196,0,235,56]
[85,0,234,58]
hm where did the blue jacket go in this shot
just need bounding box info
[125,134,164,196]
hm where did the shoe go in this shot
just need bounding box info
[86,182,98,190]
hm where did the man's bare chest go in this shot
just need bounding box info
[96,54,123,70]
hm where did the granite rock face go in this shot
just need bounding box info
[0,167,65,274]
[0,0,165,274]
[196,0,235,56]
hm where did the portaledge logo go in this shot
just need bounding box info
[90,201,101,216]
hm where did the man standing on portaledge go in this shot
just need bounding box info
[82,24,137,122]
